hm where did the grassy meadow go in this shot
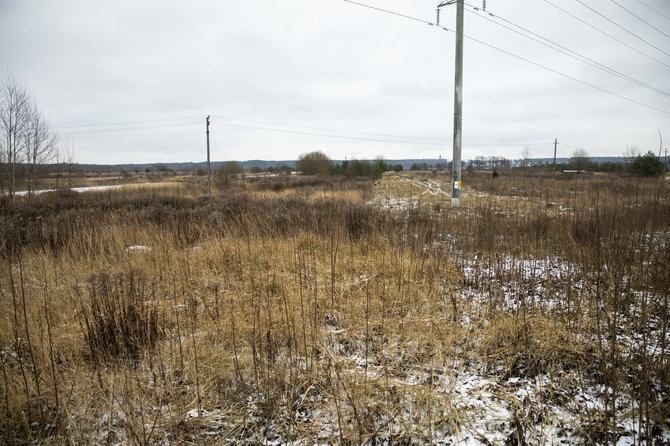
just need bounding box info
[0,171,668,444]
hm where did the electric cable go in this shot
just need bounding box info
[561,140,627,154]
[633,0,670,22]
[212,119,448,146]
[212,115,448,142]
[52,110,547,148]
[343,0,438,27]
[467,32,670,115]
[58,121,201,135]
[573,0,670,58]
[343,0,670,115]
[54,115,203,130]
[464,4,670,97]
[543,0,670,70]
[607,0,670,40]
[213,115,547,148]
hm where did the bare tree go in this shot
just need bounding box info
[520,146,531,168]
[569,148,591,171]
[55,137,76,190]
[624,145,640,166]
[213,161,243,188]
[0,141,5,195]
[490,156,510,170]
[1,73,58,201]
[25,108,57,197]
[473,156,486,170]
[1,73,32,201]
[296,151,333,175]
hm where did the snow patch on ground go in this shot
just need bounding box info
[125,245,153,253]
[13,185,123,196]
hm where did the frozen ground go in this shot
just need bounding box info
[84,250,669,445]
[13,184,123,196]
[19,174,667,445]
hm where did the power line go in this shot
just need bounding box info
[58,121,201,135]
[633,0,670,23]
[607,0,670,40]
[466,32,670,115]
[344,0,670,115]
[54,115,202,130]
[573,0,670,58]
[474,39,668,114]
[464,4,670,97]
[213,116,549,148]
[465,141,549,147]
[342,0,439,27]
[214,115,554,146]
[53,110,548,148]
[212,119,447,146]
[212,115,448,142]
[543,0,670,70]
[561,140,628,155]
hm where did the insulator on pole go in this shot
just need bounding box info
[437,8,441,25]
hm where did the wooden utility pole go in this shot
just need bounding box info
[206,115,211,195]
[553,138,558,171]
[439,0,464,207]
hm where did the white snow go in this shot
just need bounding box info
[13,185,123,196]
[125,245,153,253]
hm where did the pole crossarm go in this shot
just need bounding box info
[438,1,457,7]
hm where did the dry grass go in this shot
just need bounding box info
[0,171,668,444]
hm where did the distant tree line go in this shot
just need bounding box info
[460,150,666,177]
[329,159,403,177]
[465,156,512,171]
[552,149,665,176]
[291,150,667,178]
[202,149,669,183]
[295,151,402,178]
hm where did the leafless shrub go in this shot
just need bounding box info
[0,171,668,444]
[81,271,162,363]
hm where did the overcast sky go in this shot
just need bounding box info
[1,0,669,164]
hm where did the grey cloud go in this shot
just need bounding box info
[1,0,668,163]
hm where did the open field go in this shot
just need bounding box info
[1,171,669,445]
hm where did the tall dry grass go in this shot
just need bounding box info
[0,172,668,444]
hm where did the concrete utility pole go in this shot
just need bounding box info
[206,115,211,195]
[553,138,558,171]
[438,0,464,207]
